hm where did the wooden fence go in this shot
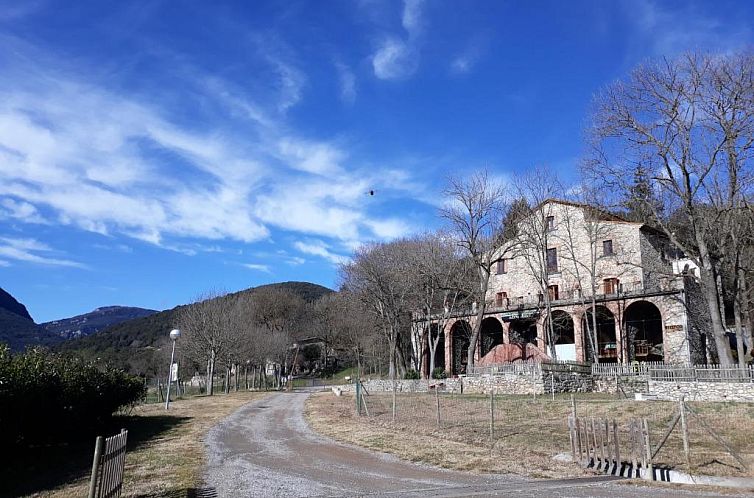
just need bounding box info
[568,415,653,478]
[88,429,128,498]
[567,398,749,480]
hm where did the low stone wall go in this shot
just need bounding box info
[593,375,649,395]
[648,380,754,402]
[463,373,543,395]
[336,378,463,394]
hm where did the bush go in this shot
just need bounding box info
[404,369,419,380]
[0,344,146,448]
[432,367,447,379]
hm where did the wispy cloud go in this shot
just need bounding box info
[450,34,490,75]
[371,0,425,80]
[626,0,751,58]
[0,33,420,263]
[334,61,356,105]
[0,237,86,268]
[293,239,350,265]
[242,262,272,273]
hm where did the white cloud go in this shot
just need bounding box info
[0,198,48,224]
[626,0,751,57]
[0,33,425,266]
[0,237,86,268]
[371,0,425,80]
[242,262,272,273]
[293,239,350,265]
[334,61,356,105]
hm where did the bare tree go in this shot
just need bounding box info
[440,170,511,370]
[178,290,239,395]
[511,166,563,359]
[407,232,475,377]
[553,187,626,363]
[586,52,754,365]
[340,240,416,379]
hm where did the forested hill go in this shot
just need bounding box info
[59,281,333,374]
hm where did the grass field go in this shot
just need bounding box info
[11,391,267,498]
[305,391,754,480]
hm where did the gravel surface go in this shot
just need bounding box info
[204,391,742,497]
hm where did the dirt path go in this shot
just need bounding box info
[204,391,735,497]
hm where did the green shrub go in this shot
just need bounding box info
[404,369,420,380]
[432,367,447,379]
[0,344,145,448]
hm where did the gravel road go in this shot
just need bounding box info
[204,391,740,497]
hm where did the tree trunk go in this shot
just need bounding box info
[698,252,734,364]
[467,269,490,370]
[208,351,216,396]
[740,272,754,364]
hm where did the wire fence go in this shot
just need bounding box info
[356,388,754,477]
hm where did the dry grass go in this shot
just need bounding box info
[30,391,268,498]
[305,392,754,479]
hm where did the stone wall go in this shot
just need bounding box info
[593,375,648,395]
[648,380,754,402]
[336,378,463,394]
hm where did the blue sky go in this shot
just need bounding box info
[0,0,752,322]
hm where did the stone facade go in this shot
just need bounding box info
[648,380,754,403]
[427,200,709,377]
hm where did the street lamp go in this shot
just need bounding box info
[165,328,181,410]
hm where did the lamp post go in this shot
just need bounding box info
[165,328,181,410]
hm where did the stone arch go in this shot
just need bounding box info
[583,305,617,363]
[549,310,575,345]
[624,300,664,362]
[509,318,538,346]
[480,317,505,358]
[450,320,471,375]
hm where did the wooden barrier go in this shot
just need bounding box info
[568,416,651,479]
[88,429,129,498]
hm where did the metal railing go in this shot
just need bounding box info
[591,361,666,376]
[649,365,754,383]
[468,360,590,377]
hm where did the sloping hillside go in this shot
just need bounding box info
[0,287,62,351]
[60,281,333,374]
[42,306,158,340]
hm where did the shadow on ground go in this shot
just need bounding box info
[0,414,189,497]
[132,487,218,498]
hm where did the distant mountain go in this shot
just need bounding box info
[42,306,158,340]
[0,287,33,321]
[0,288,62,351]
[60,281,334,375]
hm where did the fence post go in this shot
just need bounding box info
[391,375,396,422]
[88,436,104,498]
[550,372,555,401]
[643,418,653,480]
[631,419,639,478]
[489,390,494,441]
[355,380,362,416]
[612,419,620,476]
[679,397,691,472]
[435,385,441,428]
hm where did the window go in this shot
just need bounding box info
[496,259,507,275]
[603,278,620,294]
[546,215,555,231]
[548,284,559,301]
[602,239,614,256]
[546,247,558,273]
[495,291,508,307]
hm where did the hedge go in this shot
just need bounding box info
[0,344,146,447]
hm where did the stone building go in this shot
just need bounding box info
[429,200,708,377]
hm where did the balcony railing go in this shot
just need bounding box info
[490,279,683,310]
